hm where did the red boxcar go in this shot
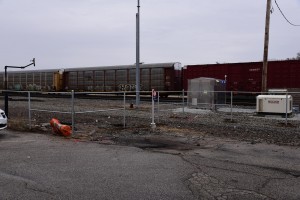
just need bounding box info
[183,60,300,92]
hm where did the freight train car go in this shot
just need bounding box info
[63,62,182,93]
[0,69,60,91]
[183,60,300,93]
[0,62,182,94]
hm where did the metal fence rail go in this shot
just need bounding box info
[27,91,127,133]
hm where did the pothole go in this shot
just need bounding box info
[114,138,174,149]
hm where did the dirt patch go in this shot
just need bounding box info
[89,133,200,152]
[114,136,190,150]
[277,122,297,128]
[4,97,300,147]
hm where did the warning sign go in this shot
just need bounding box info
[152,89,158,101]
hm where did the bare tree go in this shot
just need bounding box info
[297,52,300,60]
[286,52,300,60]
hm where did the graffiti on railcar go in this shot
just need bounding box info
[118,84,145,91]
[27,84,42,91]
[10,84,55,91]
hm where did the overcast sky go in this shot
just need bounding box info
[0,0,299,71]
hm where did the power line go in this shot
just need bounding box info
[274,0,300,26]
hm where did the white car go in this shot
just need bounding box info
[0,109,7,130]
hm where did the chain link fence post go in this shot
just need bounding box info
[157,91,160,123]
[151,91,156,128]
[182,89,185,114]
[123,92,126,128]
[71,90,75,135]
[286,92,288,126]
[28,91,31,129]
[231,91,233,122]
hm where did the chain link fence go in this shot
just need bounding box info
[1,90,300,136]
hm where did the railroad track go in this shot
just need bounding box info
[1,91,257,105]
[0,91,184,103]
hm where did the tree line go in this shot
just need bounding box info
[286,52,300,60]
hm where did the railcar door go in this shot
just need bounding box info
[53,71,64,91]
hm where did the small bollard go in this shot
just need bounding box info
[151,122,156,129]
[130,103,134,108]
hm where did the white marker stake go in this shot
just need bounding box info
[151,89,156,128]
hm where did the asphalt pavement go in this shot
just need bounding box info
[0,130,299,200]
[0,130,195,200]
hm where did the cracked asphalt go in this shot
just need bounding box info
[0,130,299,200]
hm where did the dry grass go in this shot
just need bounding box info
[8,119,30,131]
[8,118,50,133]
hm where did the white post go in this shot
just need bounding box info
[151,89,156,128]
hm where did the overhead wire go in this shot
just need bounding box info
[274,0,300,26]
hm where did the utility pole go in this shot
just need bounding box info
[136,0,140,106]
[262,0,272,93]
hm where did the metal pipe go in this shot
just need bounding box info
[182,89,185,113]
[286,93,288,126]
[28,92,31,129]
[151,90,156,128]
[136,0,140,106]
[71,90,75,135]
[4,66,8,117]
[124,92,126,128]
[231,91,233,122]
[225,75,227,105]
[4,59,35,117]
[157,91,160,123]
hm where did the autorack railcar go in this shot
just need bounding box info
[0,69,59,91]
[63,62,182,93]
[0,62,183,94]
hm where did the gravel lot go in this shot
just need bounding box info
[4,95,300,147]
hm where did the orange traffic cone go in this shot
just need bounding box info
[50,118,72,137]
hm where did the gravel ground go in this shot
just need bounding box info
[4,96,300,147]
